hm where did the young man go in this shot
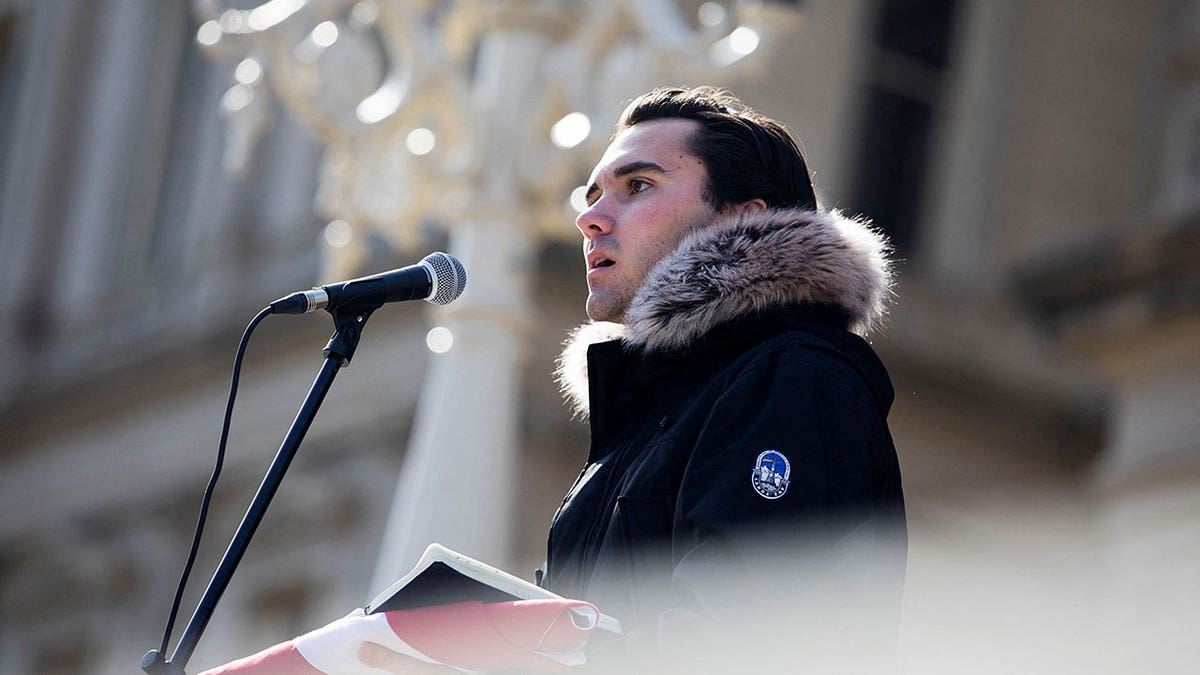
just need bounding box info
[542,86,906,664]
[299,86,903,674]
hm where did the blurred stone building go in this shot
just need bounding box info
[0,1,1195,673]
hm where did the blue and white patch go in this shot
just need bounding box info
[751,450,791,500]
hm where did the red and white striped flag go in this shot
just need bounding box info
[200,598,600,674]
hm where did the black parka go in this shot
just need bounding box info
[542,208,906,643]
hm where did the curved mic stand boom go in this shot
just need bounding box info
[141,299,381,675]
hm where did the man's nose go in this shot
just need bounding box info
[575,201,613,238]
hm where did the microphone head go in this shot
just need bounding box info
[421,252,467,305]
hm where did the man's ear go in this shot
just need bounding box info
[725,198,767,215]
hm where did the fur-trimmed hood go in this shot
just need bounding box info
[556,207,893,417]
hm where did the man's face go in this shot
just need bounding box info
[576,118,719,323]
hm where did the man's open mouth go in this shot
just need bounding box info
[592,259,615,269]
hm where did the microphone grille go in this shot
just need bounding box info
[422,252,467,305]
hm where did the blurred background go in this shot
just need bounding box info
[0,0,1196,673]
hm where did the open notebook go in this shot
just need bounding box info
[366,544,622,635]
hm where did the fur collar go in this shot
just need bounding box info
[555,208,893,418]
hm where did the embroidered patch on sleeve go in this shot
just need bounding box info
[751,450,791,499]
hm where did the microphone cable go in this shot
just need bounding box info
[156,305,273,658]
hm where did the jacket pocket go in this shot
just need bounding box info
[611,495,673,553]
[588,496,674,629]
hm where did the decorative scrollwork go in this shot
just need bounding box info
[192,0,798,278]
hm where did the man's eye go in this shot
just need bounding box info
[628,179,651,195]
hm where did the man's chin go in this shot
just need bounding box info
[585,295,628,324]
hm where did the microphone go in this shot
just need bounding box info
[270,252,467,315]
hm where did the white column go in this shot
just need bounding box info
[0,0,94,404]
[923,0,1017,292]
[370,217,535,589]
[369,21,551,586]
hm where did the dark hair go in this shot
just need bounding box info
[617,86,817,211]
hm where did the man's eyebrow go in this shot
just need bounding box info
[613,160,668,178]
[583,161,669,204]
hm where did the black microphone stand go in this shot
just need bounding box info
[142,301,380,675]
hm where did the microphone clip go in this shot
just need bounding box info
[323,304,377,367]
